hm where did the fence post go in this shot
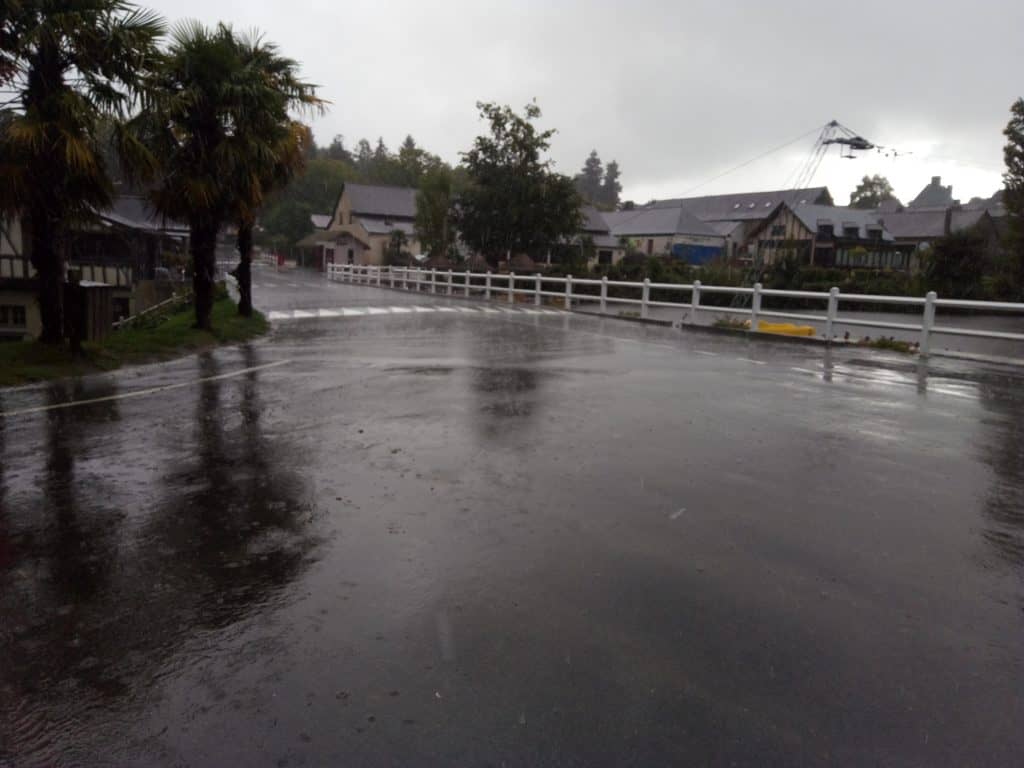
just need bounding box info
[920,291,937,357]
[464,270,471,297]
[508,271,516,304]
[376,267,381,287]
[600,276,608,313]
[641,278,651,319]
[390,268,395,289]
[485,270,492,300]
[691,280,701,324]
[447,269,453,295]
[825,286,839,342]
[565,274,573,311]
[535,273,542,306]
[751,282,763,332]
[431,268,436,294]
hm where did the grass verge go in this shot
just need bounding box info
[0,294,268,388]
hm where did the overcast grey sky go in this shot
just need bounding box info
[147,0,1023,206]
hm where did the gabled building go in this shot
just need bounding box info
[645,187,834,260]
[602,205,726,264]
[907,176,958,210]
[748,202,913,270]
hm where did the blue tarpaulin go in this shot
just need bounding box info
[671,243,722,265]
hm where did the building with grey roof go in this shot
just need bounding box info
[907,176,959,210]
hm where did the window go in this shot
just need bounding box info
[818,224,834,238]
[647,239,653,255]
[843,226,860,238]
[770,225,786,237]
[598,250,613,266]
[0,304,26,327]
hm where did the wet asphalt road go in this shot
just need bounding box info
[2,264,1023,766]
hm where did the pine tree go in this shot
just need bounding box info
[1003,98,1024,296]
[599,160,622,209]
[574,150,603,205]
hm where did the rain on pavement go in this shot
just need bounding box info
[2,263,1023,766]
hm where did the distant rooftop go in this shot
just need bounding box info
[647,187,833,221]
[345,183,417,219]
[907,176,958,210]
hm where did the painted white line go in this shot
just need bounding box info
[340,308,366,317]
[437,307,457,313]
[522,309,540,315]
[388,306,413,314]
[318,309,341,318]
[743,358,767,366]
[366,307,389,315]
[412,306,436,313]
[539,310,560,315]
[267,310,292,320]
[0,360,292,419]
[498,308,519,314]
[695,350,718,357]
[456,307,478,313]
[480,308,501,314]
[292,309,317,319]
[790,367,819,376]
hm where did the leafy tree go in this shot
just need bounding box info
[1003,97,1024,295]
[456,101,582,264]
[849,174,898,209]
[574,149,603,204]
[355,138,373,171]
[0,0,164,343]
[922,230,988,299]
[386,228,408,265]
[227,37,322,317]
[415,164,454,259]
[599,160,622,209]
[325,134,351,163]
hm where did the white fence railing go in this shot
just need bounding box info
[325,263,1024,356]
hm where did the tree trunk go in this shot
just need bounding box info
[191,220,218,331]
[236,220,254,317]
[29,212,65,345]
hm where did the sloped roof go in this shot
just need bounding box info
[908,176,957,209]
[357,217,416,236]
[310,213,332,229]
[580,206,610,233]
[100,196,189,234]
[877,208,986,240]
[603,206,723,238]
[789,203,892,241]
[649,187,832,221]
[345,183,417,218]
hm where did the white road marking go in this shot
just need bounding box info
[743,358,767,366]
[292,309,317,319]
[318,309,341,318]
[669,508,686,520]
[480,308,501,314]
[0,360,292,419]
[456,307,478,313]
[696,350,718,357]
[340,308,366,317]
[366,307,389,315]
[437,307,457,313]
[413,306,436,313]
[267,310,291,320]
[388,306,413,314]
[790,367,819,376]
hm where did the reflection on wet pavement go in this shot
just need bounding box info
[2,268,1024,766]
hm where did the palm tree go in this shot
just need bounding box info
[0,1,164,343]
[229,35,322,316]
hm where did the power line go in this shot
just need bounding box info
[676,124,827,197]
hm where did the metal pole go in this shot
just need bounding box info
[641,278,651,319]
[825,286,839,342]
[431,268,436,294]
[447,269,453,295]
[508,271,516,304]
[920,291,937,357]
[565,274,573,311]
[535,273,542,306]
[464,270,471,297]
[751,282,763,332]
[691,280,702,324]
[600,276,608,313]
[485,270,492,300]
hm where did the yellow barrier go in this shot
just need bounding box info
[757,321,817,337]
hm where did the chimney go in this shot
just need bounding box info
[931,176,941,186]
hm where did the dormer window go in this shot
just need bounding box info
[818,224,834,238]
[843,226,859,238]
